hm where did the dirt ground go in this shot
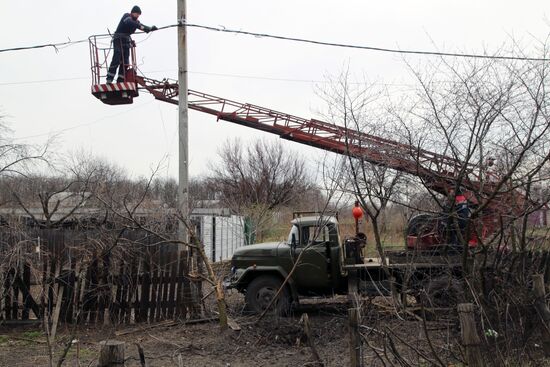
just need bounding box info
[0,289,471,367]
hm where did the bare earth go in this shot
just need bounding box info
[0,293,479,367]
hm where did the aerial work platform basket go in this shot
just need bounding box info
[89,35,139,105]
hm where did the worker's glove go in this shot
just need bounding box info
[143,25,152,33]
[151,25,158,31]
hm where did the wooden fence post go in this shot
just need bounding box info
[348,269,358,303]
[457,303,483,367]
[348,307,361,367]
[98,340,125,366]
[532,274,550,356]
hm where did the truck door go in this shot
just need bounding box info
[292,223,332,291]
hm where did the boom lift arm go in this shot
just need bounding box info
[135,75,478,197]
[135,75,522,249]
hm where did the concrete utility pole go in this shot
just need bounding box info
[177,0,189,248]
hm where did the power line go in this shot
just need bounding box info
[182,22,549,62]
[0,38,88,53]
[1,22,548,62]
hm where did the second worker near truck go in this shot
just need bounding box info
[106,6,157,83]
[447,187,471,249]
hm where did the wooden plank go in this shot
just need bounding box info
[533,274,550,356]
[227,317,241,331]
[115,317,219,336]
[138,255,151,322]
[181,250,193,318]
[457,303,483,367]
[127,259,138,324]
[119,264,130,324]
[300,314,323,366]
[12,267,19,320]
[103,251,113,324]
[21,262,31,320]
[347,269,358,303]
[149,258,160,323]
[97,253,110,325]
[76,262,87,324]
[58,270,69,324]
[348,307,362,367]
[81,260,92,323]
[167,254,178,319]
[160,249,170,320]
[14,274,40,320]
[50,279,64,341]
[40,249,48,321]
[4,268,13,320]
[110,263,123,325]
[119,263,128,324]
[115,320,178,336]
[64,262,77,324]
[91,255,101,323]
[154,260,164,322]
[175,252,185,319]
[48,262,61,339]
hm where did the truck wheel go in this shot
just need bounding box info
[245,275,290,315]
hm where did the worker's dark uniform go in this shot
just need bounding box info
[106,13,147,83]
[448,193,470,249]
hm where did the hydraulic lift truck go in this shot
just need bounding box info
[89,34,526,310]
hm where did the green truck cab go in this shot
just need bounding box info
[225,215,354,314]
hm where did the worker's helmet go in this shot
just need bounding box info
[131,6,142,14]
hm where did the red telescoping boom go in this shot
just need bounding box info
[134,76,510,249]
[136,76,470,195]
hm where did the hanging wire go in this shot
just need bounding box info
[1,21,549,62]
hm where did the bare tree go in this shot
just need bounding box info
[207,138,312,242]
[0,118,49,179]
[5,153,124,228]
[317,71,407,303]
[384,44,550,364]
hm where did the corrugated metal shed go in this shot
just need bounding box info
[193,214,245,263]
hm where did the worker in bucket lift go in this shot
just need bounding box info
[106,6,157,83]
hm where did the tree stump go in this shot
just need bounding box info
[98,340,125,366]
[457,303,483,367]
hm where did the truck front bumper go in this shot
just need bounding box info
[223,267,246,290]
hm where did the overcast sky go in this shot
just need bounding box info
[1,1,549,179]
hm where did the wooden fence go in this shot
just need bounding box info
[0,225,199,325]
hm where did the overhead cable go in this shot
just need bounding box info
[0,38,88,53]
[182,22,550,62]
[0,22,547,62]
